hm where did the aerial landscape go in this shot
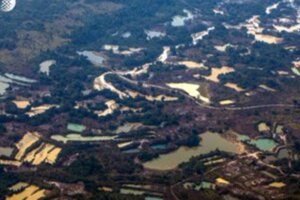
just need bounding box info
[0,0,300,199]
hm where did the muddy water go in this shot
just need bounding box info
[143,132,240,170]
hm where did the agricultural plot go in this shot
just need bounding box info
[6,184,48,200]
[15,132,40,160]
[0,132,62,167]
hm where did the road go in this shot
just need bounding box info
[96,69,297,112]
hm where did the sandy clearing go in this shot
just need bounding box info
[224,83,244,92]
[167,82,210,103]
[203,66,235,83]
[12,100,30,109]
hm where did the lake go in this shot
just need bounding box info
[143,132,240,170]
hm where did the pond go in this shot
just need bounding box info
[51,134,116,143]
[120,188,145,196]
[0,73,37,95]
[4,73,36,84]
[171,10,194,27]
[114,123,143,134]
[145,197,163,200]
[39,60,56,76]
[0,147,14,157]
[120,186,163,199]
[67,123,86,133]
[235,133,278,152]
[277,148,291,159]
[0,81,9,95]
[122,32,131,38]
[194,181,215,190]
[145,30,166,40]
[292,67,300,76]
[249,139,278,152]
[121,148,140,154]
[151,144,168,150]
[223,194,240,200]
[77,51,105,66]
[143,132,240,170]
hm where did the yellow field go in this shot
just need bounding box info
[15,136,61,166]
[254,34,283,44]
[12,100,30,109]
[9,182,29,192]
[224,83,244,92]
[219,100,235,105]
[6,185,47,200]
[216,178,230,185]
[204,158,226,166]
[29,189,47,200]
[259,84,276,92]
[45,147,62,164]
[258,122,271,132]
[99,186,113,192]
[177,61,207,69]
[23,143,44,163]
[0,159,22,167]
[26,104,58,117]
[32,143,55,165]
[95,100,119,117]
[6,185,39,200]
[15,132,40,160]
[269,182,286,188]
[117,141,133,148]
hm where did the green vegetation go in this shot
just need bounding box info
[1,0,300,199]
